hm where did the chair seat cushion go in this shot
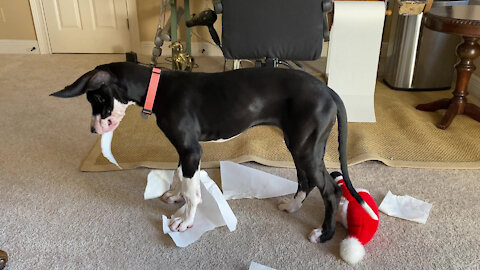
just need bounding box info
[221,0,324,60]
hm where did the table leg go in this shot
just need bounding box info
[417,36,480,129]
[415,98,450,111]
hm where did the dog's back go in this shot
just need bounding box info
[152,67,336,141]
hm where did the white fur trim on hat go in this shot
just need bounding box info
[334,175,343,183]
[340,199,349,229]
[356,188,370,195]
[340,237,365,265]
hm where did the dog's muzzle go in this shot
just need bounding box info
[91,115,119,134]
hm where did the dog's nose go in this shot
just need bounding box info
[91,126,97,134]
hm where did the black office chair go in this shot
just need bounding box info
[187,0,332,68]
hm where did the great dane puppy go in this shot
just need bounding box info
[51,62,376,243]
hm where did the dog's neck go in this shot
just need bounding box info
[111,63,164,107]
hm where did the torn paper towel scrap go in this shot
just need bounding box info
[101,131,122,169]
[144,170,175,200]
[249,261,276,270]
[378,191,432,224]
[220,161,297,200]
[161,170,237,247]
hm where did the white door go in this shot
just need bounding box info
[42,0,131,53]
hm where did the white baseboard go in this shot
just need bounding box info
[141,41,223,57]
[469,74,480,100]
[0,40,40,54]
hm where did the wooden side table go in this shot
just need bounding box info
[416,6,480,129]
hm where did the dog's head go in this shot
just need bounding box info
[50,69,133,134]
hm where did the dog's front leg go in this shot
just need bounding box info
[169,148,202,232]
[161,166,185,204]
[169,169,202,232]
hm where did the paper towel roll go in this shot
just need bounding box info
[326,2,386,122]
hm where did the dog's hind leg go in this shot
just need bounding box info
[161,165,185,204]
[308,162,342,243]
[169,143,203,232]
[306,130,342,243]
[278,168,313,213]
[287,118,341,243]
[277,133,316,213]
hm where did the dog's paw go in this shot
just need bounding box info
[161,190,184,204]
[319,228,335,243]
[308,228,323,243]
[309,226,335,243]
[169,216,194,232]
[277,197,302,213]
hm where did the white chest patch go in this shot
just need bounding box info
[113,100,135,114]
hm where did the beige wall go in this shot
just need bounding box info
[137,0,163,42]
[0,0,36,40]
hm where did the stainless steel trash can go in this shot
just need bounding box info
[383,0,469,91]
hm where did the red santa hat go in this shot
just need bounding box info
[332,172,379,265]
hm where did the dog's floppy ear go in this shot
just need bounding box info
[50,70,112,98]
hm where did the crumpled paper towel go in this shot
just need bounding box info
[220,161,297,200]
[378,191,432,224]
[145,170,237,247]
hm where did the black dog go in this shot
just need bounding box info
[51,62,376,242]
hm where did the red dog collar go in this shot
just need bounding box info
[142,68,161,116]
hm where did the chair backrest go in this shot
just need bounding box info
[221,0,326,60]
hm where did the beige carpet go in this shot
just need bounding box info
[1,54,480,270]
[80,80,480,172]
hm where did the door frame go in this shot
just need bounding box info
[29,0,141,54]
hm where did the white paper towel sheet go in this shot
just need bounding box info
[220,161,297,200]
[326,1,385,122]
[144,170,175,200]
[249,261,276,270]
[378,191,433,224]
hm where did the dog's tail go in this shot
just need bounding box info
[329,89,378,221]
